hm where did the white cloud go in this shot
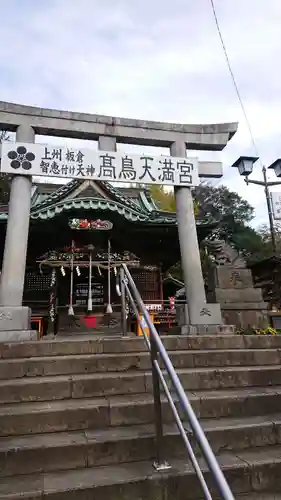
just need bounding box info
[1,0,281,227]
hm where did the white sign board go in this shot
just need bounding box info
[271,192,281,220]
[0,142,199,187]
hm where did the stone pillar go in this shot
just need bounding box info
[171,141,223,331]
[0,124,36,341]
[98,135,116,318]
[98,135,117,152]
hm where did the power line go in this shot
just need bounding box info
[209,0,260,159]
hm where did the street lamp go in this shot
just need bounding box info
[231,156,259,176]
[268,159,281,178]
[231,156,281,254]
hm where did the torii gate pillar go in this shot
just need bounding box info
[0,124,36,340]
[171,141,224,334]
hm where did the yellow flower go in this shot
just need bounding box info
[265,327,277,335]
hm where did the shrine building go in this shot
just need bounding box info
[0,178,214,336]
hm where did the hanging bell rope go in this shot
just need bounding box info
[49,268,56,325]
[68,240,75,316]
[88,250,93,312]
[106,238,113,314]
[116,268,121,297]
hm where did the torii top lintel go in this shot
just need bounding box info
[0,101,238,151]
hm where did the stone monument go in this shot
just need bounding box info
[205,240,268,329]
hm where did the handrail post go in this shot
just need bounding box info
[122,264,235,499]
[120,267,127,336]
[150,333,170,471]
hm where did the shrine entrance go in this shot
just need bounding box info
[37,232,142,336]
[18,184,182,337]
[0,102,237,340]
[7,176,221,337]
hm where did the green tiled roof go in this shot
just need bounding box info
[0,179,216,231]
[31,180,78,208]
[101,181,146,213]
[31,197,148,223]
[31,179,145,215]
[29,196,215,230]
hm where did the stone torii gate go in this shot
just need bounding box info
[0,101,238,340]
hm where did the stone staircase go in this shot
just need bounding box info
[1,334,281,499]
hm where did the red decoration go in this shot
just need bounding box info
[69,218,113,230]
[169,296,175,311]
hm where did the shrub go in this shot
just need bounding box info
[236,326,280,335]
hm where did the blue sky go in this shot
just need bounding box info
[1,0,281,226]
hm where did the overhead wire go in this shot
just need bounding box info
[209,0,260,161]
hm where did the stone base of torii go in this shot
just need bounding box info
[0,101,238,340]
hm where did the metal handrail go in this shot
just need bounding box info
[120,264,235,500]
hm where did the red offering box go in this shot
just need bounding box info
[83,316,97,328]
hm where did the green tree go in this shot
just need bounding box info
[231,223,266,260]
[193,183,253,224]
[149,182,265,258]
[148,185,176,212]
[194,184,266,258]
[254,223,281,260]
[0,131,11,204]
[149,185,201,215]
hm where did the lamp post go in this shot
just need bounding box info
[231,156,281,255]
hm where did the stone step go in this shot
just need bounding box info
[1,445,281,499]
[1,387,281,437]
[1,365,281,404]
[0,371,146,404]
[0,415,279,477]
[2,335,281,359]
[107,387,281,426]
[238,495,281,499]
[0,397,109,437]
[0,348,280,379]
